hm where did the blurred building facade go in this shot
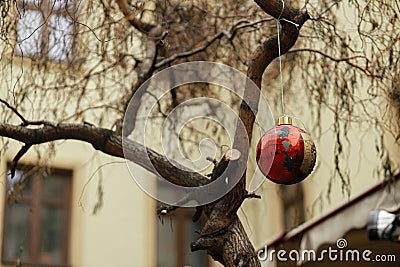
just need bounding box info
[0,1,399,267]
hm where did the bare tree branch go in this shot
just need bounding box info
[0,122,209,187]
[0,98,27,125]
[4,0,395,266]
[288,48,380,78]
[10,144,31,178]
[155,18,274,69]
[155,31,226,69]
[190,1,310,266]
[114,1,165,137]
[114,0,155,34]
[0,98,57,127]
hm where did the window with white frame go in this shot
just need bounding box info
[15,0,75,62]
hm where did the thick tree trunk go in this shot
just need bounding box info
[190,1,310,266]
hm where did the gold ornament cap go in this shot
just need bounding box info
[278,115,293,125]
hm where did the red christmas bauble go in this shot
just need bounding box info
[256,117,316,185]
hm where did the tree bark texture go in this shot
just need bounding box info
[191,1,309,266]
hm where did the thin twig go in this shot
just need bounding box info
[288,48,381,78]
[155,18,273,69]
[0,98,27,124]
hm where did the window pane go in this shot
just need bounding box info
[40,206,64,264]
[3,204,31,262]
[42,173,68,199]
[49,0,74,11]
[19,0,73,10]
[157,219,177,267]
[15,10,43,57]
[48,14,73,61]
[19,0,42,7]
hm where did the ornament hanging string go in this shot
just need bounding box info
[275,0,300,116]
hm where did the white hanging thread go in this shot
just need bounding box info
[277,0,286,116]
[276,0,300,116]
[277,21,285,115]
[275,1,310,132]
